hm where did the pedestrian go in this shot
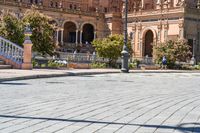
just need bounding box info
[161,55,167,69]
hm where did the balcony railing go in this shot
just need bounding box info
[126,7,185,18]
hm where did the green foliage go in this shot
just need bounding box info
[47,60,66,68]
[0,11,25,46]
[92,34,132,66]
[129,59,140,69]
[23,8,56,56]
[90,62,107,69]
[193,63,200,70]
[0,8,56,56]
[32,59,39,67]
[129,63,137,69]
[153,39,192,67]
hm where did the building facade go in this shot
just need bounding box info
[127,0,200,61]
[0,0,121,53]
[0,0,200,60]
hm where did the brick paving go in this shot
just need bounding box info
[0,73,200,133]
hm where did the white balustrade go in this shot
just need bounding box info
[0,36,24,64]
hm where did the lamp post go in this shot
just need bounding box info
[24,25,32,46]
[121,0,129,73]
[190,38,196,65]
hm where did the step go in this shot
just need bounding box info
[0,65,12,69]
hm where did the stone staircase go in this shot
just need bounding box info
[0,59,12,69]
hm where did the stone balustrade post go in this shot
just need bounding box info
[22,35,33,70]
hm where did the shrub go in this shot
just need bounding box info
[92,34,132,67]
[23,8,56,56]
[193,63,200,70]
[32,59,39,67]
[90,62,107,69]
[129,63,137,69]
[0,8,56,56]
[0,10,25,46]
[153,39,192,68]
[48,60,67,68]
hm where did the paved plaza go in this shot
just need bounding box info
[0,73,200,133]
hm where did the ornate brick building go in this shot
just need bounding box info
[0,0,123,53]
[0,0,200,60]
[127,0,200,61]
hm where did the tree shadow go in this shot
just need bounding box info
[0,115,199,132]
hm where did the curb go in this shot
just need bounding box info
[130,70,200,73]
[0,71,120,82]
[0,70,200,82]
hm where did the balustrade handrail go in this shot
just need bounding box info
[0,36,23,51]
[0,36,24,64]
[57,52,121,63]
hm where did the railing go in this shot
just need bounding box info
[59,52,110,63]
[0,36,24,64]
[59,43,95,53]
[133,57,154,65]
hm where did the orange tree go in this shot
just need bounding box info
[0,11,25,46]
[23,8,56,56]
[153,39,192,67]
[92,34,132,67]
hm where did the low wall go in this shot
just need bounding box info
[68,63,91,69]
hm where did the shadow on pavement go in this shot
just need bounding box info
[0,115,199,133]
[0,82,30,85]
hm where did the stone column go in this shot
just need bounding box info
[137,23,142,57]
[61,28,64,45]
[133,2,137,12]
[179,22,184,39]
[156,0,161,9]
[94,31,97,40]
[197,0,200,9]
[56,29,59,44]
[141,0,144,9]
[164,23,168,42]
[168,0,171,8]
[157,23,162,43]
[76,30,78,44]
[22,39,33,70]
[132,25,136,54]
[80,30,82,44]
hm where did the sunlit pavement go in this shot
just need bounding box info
[0,73,200,133]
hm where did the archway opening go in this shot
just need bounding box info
[82,24,94,44]
[63,22,77,43]
[144,30,154,57]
